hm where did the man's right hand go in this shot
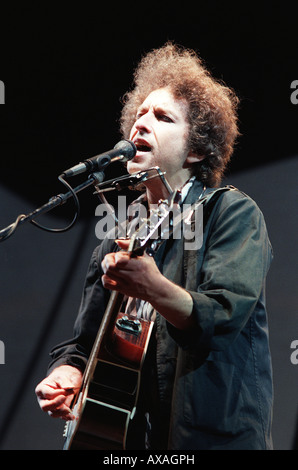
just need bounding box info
[35,365,83,420]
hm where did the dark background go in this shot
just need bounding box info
[0,4,297,451]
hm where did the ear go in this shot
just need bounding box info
[185,149,205,164]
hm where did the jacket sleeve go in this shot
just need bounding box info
[47,237,116,373]
[167,189,273,351]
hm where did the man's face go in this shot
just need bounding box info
[128,88,196,189]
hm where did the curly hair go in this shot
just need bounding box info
[120,42,240,187]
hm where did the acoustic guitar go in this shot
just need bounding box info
[63,191,180,450]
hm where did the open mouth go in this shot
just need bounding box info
[134,140,152,153]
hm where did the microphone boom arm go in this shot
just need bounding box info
[0,167,173,242]
[0,171,105,242]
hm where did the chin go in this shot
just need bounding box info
[127,160,147,174]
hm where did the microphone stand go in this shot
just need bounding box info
[0,166,173,243]
[0,171,105,242]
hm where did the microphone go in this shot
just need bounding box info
[62,139,137,177]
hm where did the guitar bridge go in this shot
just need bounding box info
[115,316,141,336]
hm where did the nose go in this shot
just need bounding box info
[134,111,153,134]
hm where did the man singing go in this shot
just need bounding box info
[36,42,273,450]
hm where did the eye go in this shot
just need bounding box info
[156,112,173,123]
[135,108,147,121]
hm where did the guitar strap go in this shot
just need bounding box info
[183,184,237,282]
[200,184,237,225]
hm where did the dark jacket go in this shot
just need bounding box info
[49,179,274,450]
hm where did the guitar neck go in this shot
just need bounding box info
[82,290,125,389]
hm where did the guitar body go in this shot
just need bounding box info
[63,312,153,450]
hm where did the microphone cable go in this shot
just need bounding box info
[0,174,80,241]
[29,173,80,233]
